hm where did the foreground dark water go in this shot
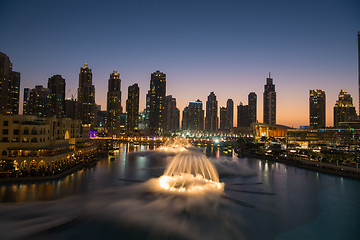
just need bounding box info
[0,143,359,240]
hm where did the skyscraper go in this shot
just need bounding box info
[248,92,257,124]
[263,73,276,125]
[225,99,234,130]
[23,88,30,115]
[219,107,227,130]
[26,85,52,117]
[126,83,140,131]
[106,71,121,134]
[237,103,250,127]
[77,63,96,126]
[164,95,180,132]
[309,89,326,129]
[0,52,20,115]
[358,31,360,114]
[148,71,166,134]
[65,97,77,119]
[48,74,66,118]
[182,100,204,131]
[334,89,357,127]
[205,92,218,132]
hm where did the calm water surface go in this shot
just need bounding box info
[0,143,359,240]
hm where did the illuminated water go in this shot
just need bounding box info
[0,143,359,240]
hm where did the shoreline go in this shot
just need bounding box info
[240,150,360,180]
[0,155,104,184]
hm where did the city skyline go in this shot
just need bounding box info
[1,0,359,128]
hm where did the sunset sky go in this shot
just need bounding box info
[1,0,359,128]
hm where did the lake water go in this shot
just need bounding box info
[0,143,359,240]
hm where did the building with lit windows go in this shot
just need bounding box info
[77,63,96,126]
[225,99,234,131]
[334,90,357,127]
[0,52,20,115]
[106,71,121,134]
[25,85,52,118]
[248,92,257,124]
[263,73,276,125]
[309,89,326,129]
[0,115,94,172]
[48,74,66,118]
[205,92,218,132]
[182,100,204,131]
[126,83,140,131]
[164,95,180,132]
[148,71,166,134]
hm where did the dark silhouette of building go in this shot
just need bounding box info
[126,83,140,131]
[77,63,96,126]
[65,98,77,119]
[23,88,30,115]
[148,71,166,134]
[205,92,218,132]
[48,74,65,118]
[26,85,51,117]
[0,52,20,115]
[225,99,234,130]
[263,73,276,125]
[237,103,250,127]
[219,107,227,130]
[309,89,326,129]
[96,105,107,128]
[182,100,204,131]
[248,92,257,124]
[106,70,121,134]
[358,31,360,114]
[334,90,357,127]
[164,95,180,132]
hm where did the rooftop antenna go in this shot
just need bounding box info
[269,72,271,78]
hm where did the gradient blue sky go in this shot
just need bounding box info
[1,0,359,127]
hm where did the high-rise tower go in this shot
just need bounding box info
[26,85,52,117]
[225,99,234,130]
[0,52,20,115]
[248,92,257,124]
[334,90,357,127]
[182,100,204,130]
[309,89,326,129]
[48,74,66,118]
[263,73,276,125]
[106,71,121,134]
[77,63,96,126]
[205,92,218,132]
[164,95,180,132]
[358,31,360,114]
[148,71,166,134]
[126,83,139,131]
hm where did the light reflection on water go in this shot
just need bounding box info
[0,143,359,240]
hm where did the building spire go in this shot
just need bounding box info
[269,72,271,78]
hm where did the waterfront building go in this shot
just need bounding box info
[148,71,166,134]
[126,83,140,131]
[23,88,30,115]
[0,115,94,172]
[164,95,180,132]
[182,100,204,131]
[263,73,276,125]
[25,85,52,117]
[237,103,250,127]
[77,63,96,126]
[334,90,357,128]
[252,122,290,140]
[106,71,121,134]
[219,107,227,130]
[225,99,234,130]
[248,92,257,124]
[205,92,218,132]
[309,89,326,129]
[0,52,20,115]
[48,74,66,118]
